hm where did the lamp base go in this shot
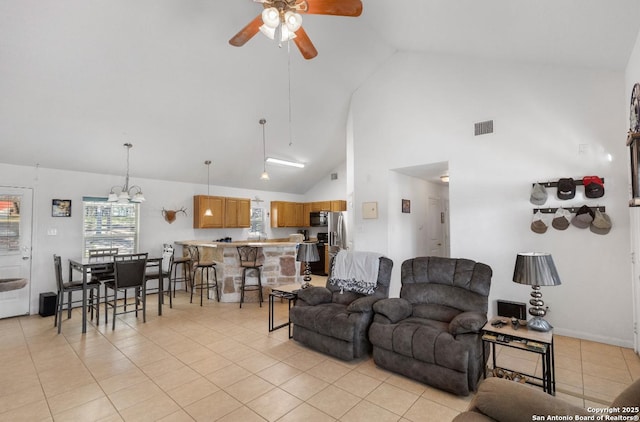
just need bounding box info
[527,316,553,332]
[301,262,312,289]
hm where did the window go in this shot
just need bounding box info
[82,197,139,257]
[0,196,21,254]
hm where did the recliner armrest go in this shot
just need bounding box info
[296,286,332,306]
[372,298,412,323]
[346,295,379,313]
[448,311,487,336]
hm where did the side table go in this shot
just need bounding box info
[268,287,299,338]
[481,318,555,395]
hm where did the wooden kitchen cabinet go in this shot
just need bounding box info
[310,201,331,212]
[271,201,305,227]
[303,203,311,227]
[330,200,347,211]
[225,197,251,228]
[193,195,224,228]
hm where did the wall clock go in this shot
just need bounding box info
[631,83,640,133]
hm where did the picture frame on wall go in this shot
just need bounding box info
[402,199,411,213]
[52,199,71,217]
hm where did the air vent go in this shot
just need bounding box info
[474,120,494,136]
[331,173,338,180]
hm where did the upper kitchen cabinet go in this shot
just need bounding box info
[271,201,304,227]
[330,200,347,211]
[194,195,225,228]
[310,201,331,212]
[225,197,251,228]
[303,202,312,227]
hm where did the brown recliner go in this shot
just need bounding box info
[369,256,492,396]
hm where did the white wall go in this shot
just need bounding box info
[0,163,304,315]
[349,52,632,346]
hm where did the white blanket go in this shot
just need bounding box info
[329,250,382,294]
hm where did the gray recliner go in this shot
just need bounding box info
[369,256,492,396]
[290,256,393,361]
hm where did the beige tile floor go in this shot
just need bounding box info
[0,284,638,422]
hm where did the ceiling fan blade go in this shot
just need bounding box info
[229,15,263,47]
[293,27,318,60]
[303,0,363,17]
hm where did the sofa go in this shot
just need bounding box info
[453,377,640,422]
[290,254,393,361]
[368,256,492,395]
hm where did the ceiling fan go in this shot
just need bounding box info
[229,0,363,60]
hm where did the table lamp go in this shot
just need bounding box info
[512,252,562,332]
[296,243,319,289]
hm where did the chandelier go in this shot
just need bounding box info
[107,143,146,203]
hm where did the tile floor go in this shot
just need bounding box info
[0,284,638,421]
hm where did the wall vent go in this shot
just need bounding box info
[330,173,338,180]
[474,120,494,136]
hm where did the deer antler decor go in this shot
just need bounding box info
[162,207,187,224]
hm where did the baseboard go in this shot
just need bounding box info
[553,327,635,349]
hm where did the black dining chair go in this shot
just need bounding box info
[53,254,101,334]
[103,253,148,329]
[144,244,174,308]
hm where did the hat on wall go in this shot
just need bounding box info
[590,209,612,235]
[557,178,576,200]
[531,211,548,234]
[571,205,595,228]
[583,176,605,198]
[551,207,571,230]
[530,183,548,205]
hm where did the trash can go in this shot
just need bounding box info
[39,292,57,317]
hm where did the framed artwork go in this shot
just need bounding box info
[362,201,378,219]
[402,199,411,213]
[52,199,71,217]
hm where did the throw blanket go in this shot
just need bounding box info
[329,250,382,295]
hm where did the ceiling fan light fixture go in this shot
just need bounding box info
[261,7,280,28]
[259,24,296,42]
[284,11,302,32]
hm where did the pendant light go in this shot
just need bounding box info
[107,143,145,203]
[204,160,213,216]
[260,119,270,181]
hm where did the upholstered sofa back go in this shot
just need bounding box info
[400,257,492,317]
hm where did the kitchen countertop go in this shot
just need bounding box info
[175,240,307,248]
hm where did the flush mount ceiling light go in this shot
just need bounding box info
[259,119,270,181]
[107,143,145,203]
[266,157,305,168]
[204,160,213,216]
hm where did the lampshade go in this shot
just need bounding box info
[512,252,562,287]
[296,243,319,263]
[261,7,280,28]
[284,11,302,32]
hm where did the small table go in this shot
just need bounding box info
[69,256,164,333]
[481,318,555,395]
[268,285,300,338]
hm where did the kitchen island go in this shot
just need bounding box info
[175,240,305,303]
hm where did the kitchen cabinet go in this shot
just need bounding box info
[310,201,331,212]
[330,200,347,211]
[225,197,251,228]
[193,195,225,228]
[303,203,311,227]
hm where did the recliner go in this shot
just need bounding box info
[369,256,492,396]
[290,255,393,361]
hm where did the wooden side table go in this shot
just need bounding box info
[481,318,555,395]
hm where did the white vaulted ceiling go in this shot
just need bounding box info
[0,0,638,193]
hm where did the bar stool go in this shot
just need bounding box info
[187,245,219,306]
[169,245,192,297]
[237,246,263,308]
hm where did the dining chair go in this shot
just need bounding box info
[103,253,148,329]
[187,245,219,306]
[144,244,174,308]
[53,254,101,334]
[237,246,263,308]
[88,248,118,309]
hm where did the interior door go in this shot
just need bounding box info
[0,187,33,318]
[427,197,445,257]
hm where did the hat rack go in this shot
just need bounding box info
[532,206,606,214]
[531,177,604,188]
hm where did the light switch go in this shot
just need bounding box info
[47,228,57,236]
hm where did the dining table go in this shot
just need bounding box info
[68,255,165,333]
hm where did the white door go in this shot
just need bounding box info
[427,197,445,257]
[0,187,33,318]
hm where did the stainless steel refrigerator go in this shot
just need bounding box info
[328,211,348,258]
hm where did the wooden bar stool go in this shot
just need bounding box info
[237,246,263,308]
